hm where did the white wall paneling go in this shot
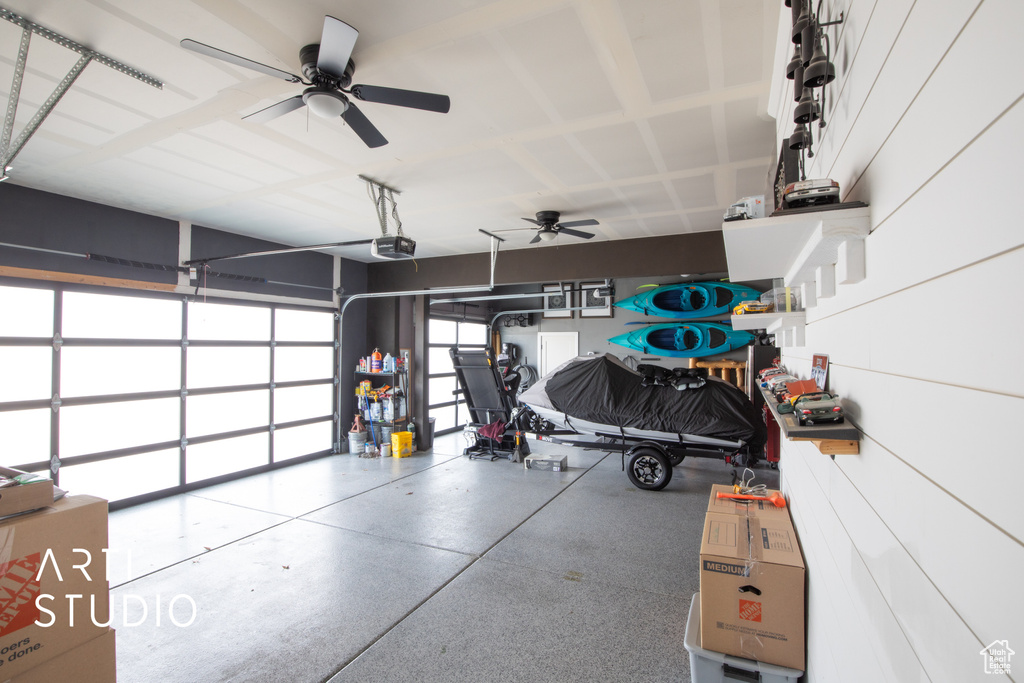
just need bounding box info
[815,263,835,299]
[784,443,925,682]
[834,238,864,285]
[766,0,1024,679]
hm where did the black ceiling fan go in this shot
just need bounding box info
[180,16,450,148]
[495,211,599,244]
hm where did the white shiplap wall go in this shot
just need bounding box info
[767,0,1024,680]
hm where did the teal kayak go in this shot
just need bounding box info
[614,281,761,318]
[608,322,756,358]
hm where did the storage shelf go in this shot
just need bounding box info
[731,311,806,347]
[722,204,869,347]
[720,202,872,288]
[760,386,859,455]
[354,369,408,441]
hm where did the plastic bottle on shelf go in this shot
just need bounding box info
[383,352,393,373]
[371,348,382,373]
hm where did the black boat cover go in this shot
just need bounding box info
[536,354,765,448]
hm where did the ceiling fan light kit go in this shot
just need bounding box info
[303,88,348,118]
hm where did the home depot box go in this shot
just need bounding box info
[699,511,805,670]
[0,495,109,679]
[707,484,790,519]
[4,627,115,683]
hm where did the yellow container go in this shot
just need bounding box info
[391,431,413,458]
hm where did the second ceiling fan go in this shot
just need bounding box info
[497,211,600,244]
[181,15,450,148]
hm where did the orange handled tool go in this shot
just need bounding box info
[716,490,787,508]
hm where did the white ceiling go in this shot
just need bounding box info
[0,0,780,263]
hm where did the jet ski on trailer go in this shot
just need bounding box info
[518,354,766,490]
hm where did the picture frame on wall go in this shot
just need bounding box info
[542,284,573,318]
[580,282,613,317]
[811,353,829,391]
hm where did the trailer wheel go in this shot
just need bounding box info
[627,448,672,491]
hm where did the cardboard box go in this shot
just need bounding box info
[699,511,805,670]
[4,628,115,683]
[0,495,109,679]
[0,468,53,519]
[684,594,803,682]
[706,484,790,519]
[524,454,568,472]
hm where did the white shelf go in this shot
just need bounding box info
[722,205,871,288]
[731,311,806,347]
[722,204,870,346]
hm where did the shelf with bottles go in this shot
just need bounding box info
[730,281,806,347]
[355,375,407,423]
[354,348,409,434]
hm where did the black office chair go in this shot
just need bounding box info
[449,346,530,461]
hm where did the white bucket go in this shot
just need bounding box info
[381,444,392,458]
[348,430,367,454]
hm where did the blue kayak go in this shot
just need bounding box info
[608,322,756,358]
[614,281,761,318]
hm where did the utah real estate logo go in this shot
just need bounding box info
[980,640,1014,675]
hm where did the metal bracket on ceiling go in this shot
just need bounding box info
[359,175,403,237]
[0,5,163,175]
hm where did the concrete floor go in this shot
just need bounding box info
[108,433,779,683]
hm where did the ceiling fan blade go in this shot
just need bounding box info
[341,102,388,148]
[243,95,306,123]
[317,16,359,79]
[529,234,543,244]
[556,219,599,229]
[180,39,301,83]
[351,85,450,113]
[558,228,595,240]
[521,217,543,226]
[492,227,537,233]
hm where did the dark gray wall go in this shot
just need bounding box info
[0,184,339,301]
[191,226,334,301]
[366,231,729,292]
[339,260,369,433]
[0,183,179,283]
